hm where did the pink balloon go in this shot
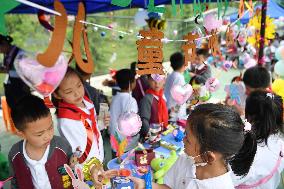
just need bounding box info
[170,84,193,105]
[205,78,220,92]
[203,14,222,32]
[117,112,142,137]
[14,52,68,97]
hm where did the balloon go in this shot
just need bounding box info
[222,60,233,71]
[14,52,68,96]
[170,84,193,105]
[274,60,284,77]
[244,57,257,69]
[134,10,148,27]
[117,112,142,137]
[275,46,284,60]
[205,78,220,92]
[203,13,222,32]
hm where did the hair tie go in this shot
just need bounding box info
[241,116,252,132]
[266,93,274,99]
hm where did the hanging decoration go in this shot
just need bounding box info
[247,10,276,48]
[0,0,20,34]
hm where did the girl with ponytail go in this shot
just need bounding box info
[231,91,284,189]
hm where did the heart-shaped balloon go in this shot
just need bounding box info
[170,84,193,105]
[14,52,68,97]
[222,60,233,71]
[117,112,142,137]
[205,77,220,92]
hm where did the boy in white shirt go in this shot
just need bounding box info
[109,69,139,154]
[164,52,187,121]
[8,95,73,189]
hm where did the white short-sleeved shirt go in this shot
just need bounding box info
[232,134,284,189]
[109,92,139,151]
[58,99,104,163]
[164,154,235,189]
[23,140,52,189]
[164,71,187,120]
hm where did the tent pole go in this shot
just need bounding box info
[257,0,268,66]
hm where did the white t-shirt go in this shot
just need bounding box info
[231,134,284,189]
[58,99,104,163]
[109,92,139,152]
[23,140,52,189]
[164,154,235,189]
[164,71,187,120]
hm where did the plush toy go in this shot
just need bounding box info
[150,151,178,184]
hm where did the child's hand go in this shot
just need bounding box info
[129,176,145,189]
[90,165,105,188]
[103,169,119,179]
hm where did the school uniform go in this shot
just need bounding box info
[232,134,284,189]
[164,154,235,189]
[8,136,72,189]
[109,92,139,152]
[57,96,104,163]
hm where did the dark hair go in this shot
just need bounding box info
[11,95,50,131]
[170,52,184,71]
[245,91,284,144]
[0,34,13,44]
[189,75,206,85]
[115,69,135,90]
[243,66,270,89]
[188,103,256,176]
[196,48,209,58]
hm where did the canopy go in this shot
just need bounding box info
[9,0,227,15]
[230,0,284,24]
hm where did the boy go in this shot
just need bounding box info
[140,74,168,147]
[243,66,271,95]
[164,52,187,121]
[9,95,72,189]
[109,69,138,153]
[189,48,212,82]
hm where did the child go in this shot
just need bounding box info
[109,69,139,152]
[189,47,212,82]
[164,52,187,121]
[231,91,284,189]
[132,103,255,189]
[53,67,104,164]
[9,95,72,189]
[243,66,271,95]
[140,74,168,146]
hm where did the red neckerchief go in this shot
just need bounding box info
[58,96,100,164]
[146,89,168,128]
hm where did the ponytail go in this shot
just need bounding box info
[230,131,257,176]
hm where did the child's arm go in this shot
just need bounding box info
[130,177,171,189]
[139,95,152,139]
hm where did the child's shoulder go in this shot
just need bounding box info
[8,140,24,161]
[51,136,72,152]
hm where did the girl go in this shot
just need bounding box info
[232,91,284,189]
[53,67,106,186]
[132,103,255,189]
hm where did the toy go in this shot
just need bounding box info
[160,141,180,151]
[148,123,162,148]
[205,78,220,93]
[135,149,155,167]
[110,133,128,163]
[142,168,152,189]
[162,125,175,136]
[172,128,184,142]
[150,151,178,184]
[111,177,134,189]
[64,164,89,189]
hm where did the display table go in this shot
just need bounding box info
[107,133,184,177]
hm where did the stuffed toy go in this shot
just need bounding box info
[150,151,178,184]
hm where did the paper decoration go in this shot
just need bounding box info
[0,0,20,34]
[36,0,67,68]
[192,27,203,48]
[171,0,184,16]
[38,11,54,31]
[111,0,132,7]
[147,0,165,13]
[193,0,207,17]
[182,33,199,67]
[238,0,253,18]
[136,28,164,75]
[117,112,142,137]
[208,30,220,56]
[225,28,234,47]
[224,83,246,107]
[73,2,94,74]
[15,52,68,97]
